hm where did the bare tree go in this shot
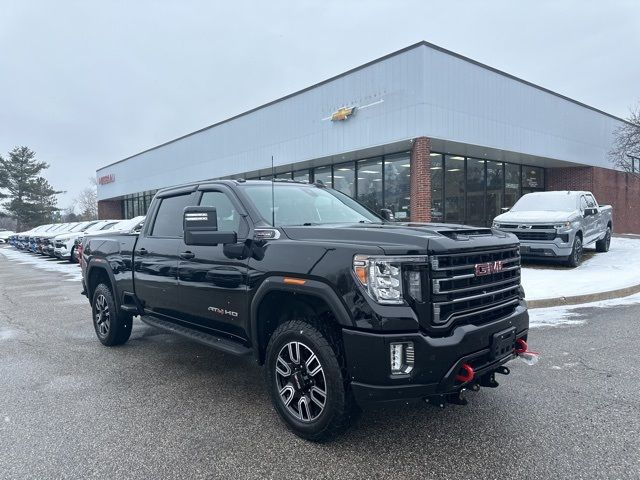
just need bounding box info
[609,102,640,176]
[76,178,98,220]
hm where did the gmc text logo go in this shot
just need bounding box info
[474,260,504,276]
[98,174,115,185]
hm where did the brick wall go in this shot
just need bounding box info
[409,137,431,222]
[547,166,640,234]
[97,200,123,220]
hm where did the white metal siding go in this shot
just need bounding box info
[97,43,623,200]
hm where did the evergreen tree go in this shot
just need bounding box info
[0,146,63,230]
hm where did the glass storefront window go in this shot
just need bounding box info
[486,161,504,224]
[293,170,310,183]
[444,155,465,223]
[357,158,383,213]
[384,153,411,220]
[504,163,521,209]
[313,165,332,188]
[333,162,355,196]
[430,153,444,222]
[466,158,485,226]
[122,189,158,219]
[522,166,544,194]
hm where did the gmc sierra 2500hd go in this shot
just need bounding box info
[81,179,530,441]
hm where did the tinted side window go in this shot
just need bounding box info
[200,191,240,232]
[586,194,597,208]
[151,194,195,237]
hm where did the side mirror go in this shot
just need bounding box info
[380,208,395,221]
[183,206,237,246]
[501,207,510,212]
[583,208,596,217]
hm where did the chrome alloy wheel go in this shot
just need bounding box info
[95,294,111,337]
[275,341,327,422]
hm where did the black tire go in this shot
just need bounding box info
[91,283,133,346]
[595,226,611,253]
[69,246,77,263]
[265,319,358,442]
[566,235,583,268]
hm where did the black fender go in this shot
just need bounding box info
[85,258,120,304]
[249,276,355,358]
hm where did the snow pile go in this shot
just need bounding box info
[0,247,82,282]
[521,237,640,302]
[529,292,640,328]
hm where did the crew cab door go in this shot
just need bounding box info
[134,191,198,320]
[585,193,604,242]
[580,194,598,245]
[177,188,250,341]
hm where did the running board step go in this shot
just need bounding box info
[139,315,252,356]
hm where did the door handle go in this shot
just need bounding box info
[138,248,148,255]
[179,251,195,260]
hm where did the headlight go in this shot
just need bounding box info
[554,222,571,230]
[492,222,501,228]
[353,255,428,305]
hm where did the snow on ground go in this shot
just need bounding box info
[0,328,17,341]
[0,247,82,282]
[521,237,640,301]
[528,292,640,328]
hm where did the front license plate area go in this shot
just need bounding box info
[491,327,516,360]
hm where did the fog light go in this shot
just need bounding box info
[390,342,415,375]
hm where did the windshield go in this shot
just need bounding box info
[511,193,578,212]
[85,222,109,232]
[111,216,145,232]
[69,222,90,232]
[241,184,381,226]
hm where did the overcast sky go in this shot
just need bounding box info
[1,1,639,207]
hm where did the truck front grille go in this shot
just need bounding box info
[430,246,521,328]
[512,231,556,241]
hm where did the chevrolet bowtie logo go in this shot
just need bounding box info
[331,106,355,122]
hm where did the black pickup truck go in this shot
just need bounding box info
[81,179,529,441]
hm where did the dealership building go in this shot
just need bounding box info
[96,41,640,232]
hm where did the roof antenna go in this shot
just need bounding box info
[271,155,275,227]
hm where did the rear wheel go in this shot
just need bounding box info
[69,246,77,263]
[566,235,583,268]
[92,283,132,346]
[265,319,358,442]
[595,226,611,253]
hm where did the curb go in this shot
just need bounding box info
[527,282,640,309]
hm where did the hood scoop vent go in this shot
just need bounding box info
[438,228,493,240]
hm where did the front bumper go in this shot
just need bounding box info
[342,302,529,405]
[519,240,572,258]
[53,246,71,259]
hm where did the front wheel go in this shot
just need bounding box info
[265,319,357,442]
[92,283,133,346]
[566,235,583,268]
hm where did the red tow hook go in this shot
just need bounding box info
[515,339,528,354]
[455,363,475,383]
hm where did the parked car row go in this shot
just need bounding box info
[5,217,145,263]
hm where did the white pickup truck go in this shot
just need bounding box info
[492,191,613,267]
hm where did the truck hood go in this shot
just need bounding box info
[281,222,517,255]
[495,210,579,224]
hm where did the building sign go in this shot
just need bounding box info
[98,174,115,185]
[331,106,356,122]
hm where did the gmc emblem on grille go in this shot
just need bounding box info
[475,260,504,276]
